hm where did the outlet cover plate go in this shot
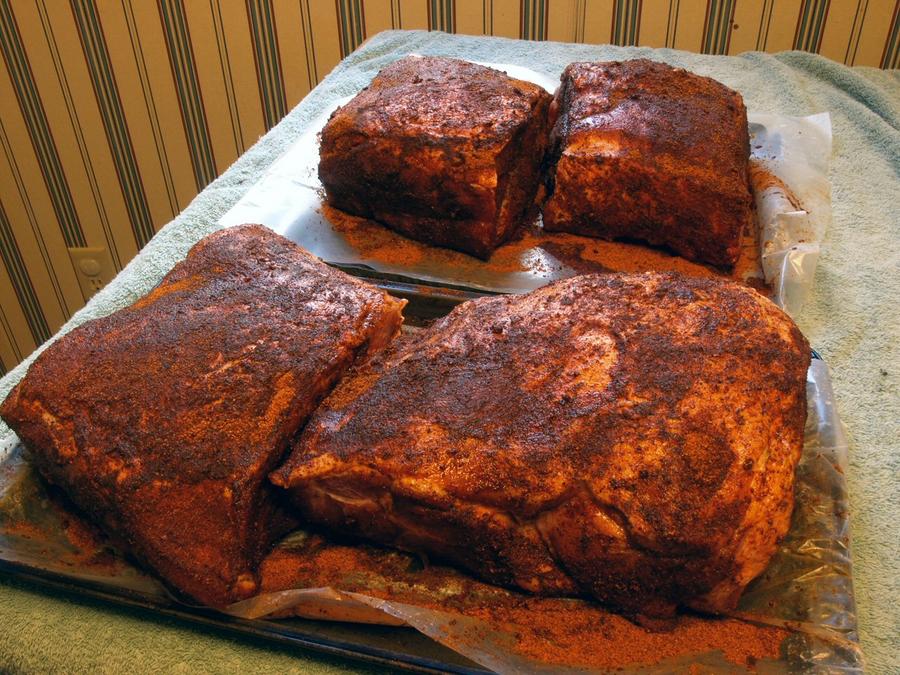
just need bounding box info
[68,246,116,301]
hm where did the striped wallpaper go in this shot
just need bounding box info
[0,0,897,372]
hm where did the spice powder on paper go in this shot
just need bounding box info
[259,534,788,671]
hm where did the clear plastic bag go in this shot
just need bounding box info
[220,358,861,673]
[749,112,832,316]
[219,62,833,318]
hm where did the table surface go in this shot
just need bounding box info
[1,30,898,674]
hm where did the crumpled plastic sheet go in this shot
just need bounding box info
[748,112,832,317]
[219,61,832,318]
[0,357,862,673]
[218,358,863,673]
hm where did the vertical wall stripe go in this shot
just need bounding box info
[0,230,34,360]
[120,0,179,224]
[0,113,74,318]
[882,0,900,67]
[795,0,832,52]
[756,0,775,50]
[35,0,121,268]
[574,0,586,42]
[0,298,18,371]
[0,1,85,249]
[246,1,287,131]
[449,0,458,33]
[70,0,155,249]
[702,0,736,54]
[665,0,681,47]
[157,0,217,190]
[845,1,866,63]
[0,201,50,344]
[0,301,14,372]
[521,0,548,40]
[300,1,320,88]
[612,0,642,46]
[429,0,456,32]
[0,303,21,364]
[336,0,365,57]
[703,0,713,52]
[210,0,245,152]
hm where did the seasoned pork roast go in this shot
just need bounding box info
[319,55,553,259]
[542,60,754,268]
[273,273,809,618]
[0,225,404,607]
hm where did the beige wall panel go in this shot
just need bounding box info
[364,0,396,36]
[639,0,674,48]
[456,0,487,35]
[0,80,77,330]
[763,0,803,52]
[729,2,766,54]
[671,0,706,52]
[851,0,894,66]
[398,0,429,30]
[583,1,614,44]
[13,1,115,270]
[96,0,180,230]
[118,0,197,211]
[0,177,80,326]
[491,0,520,37]
[819,1,858,63]
[274,1,312,108]
[547,0,579,43]
[4,2,89,315]
[182,1,261,176]
[217,2,268,146]
[42,5,138,264]
[307,1,343,79]
[0,262,34,364]
[842,0,868,65]
[181,0,245,166]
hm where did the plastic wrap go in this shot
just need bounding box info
[218,61,832,317]
[748,113,832,316]
[0,356,862,672]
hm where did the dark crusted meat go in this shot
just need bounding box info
[319,55,553,259]
[542,60,754,268]
[0,225,405,607]
[272,272,809,618]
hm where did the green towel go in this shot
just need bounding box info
[1,30,897,673]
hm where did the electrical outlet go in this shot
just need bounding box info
[68,246,116,301]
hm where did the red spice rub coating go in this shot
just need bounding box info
[543,60,754,268]
[0,224,404,607]
[273,272,809,618]
[319,55,553,259]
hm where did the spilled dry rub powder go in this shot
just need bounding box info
[258,534,788,671]
[322,204,770,294]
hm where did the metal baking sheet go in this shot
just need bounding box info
[0,279,862,673]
